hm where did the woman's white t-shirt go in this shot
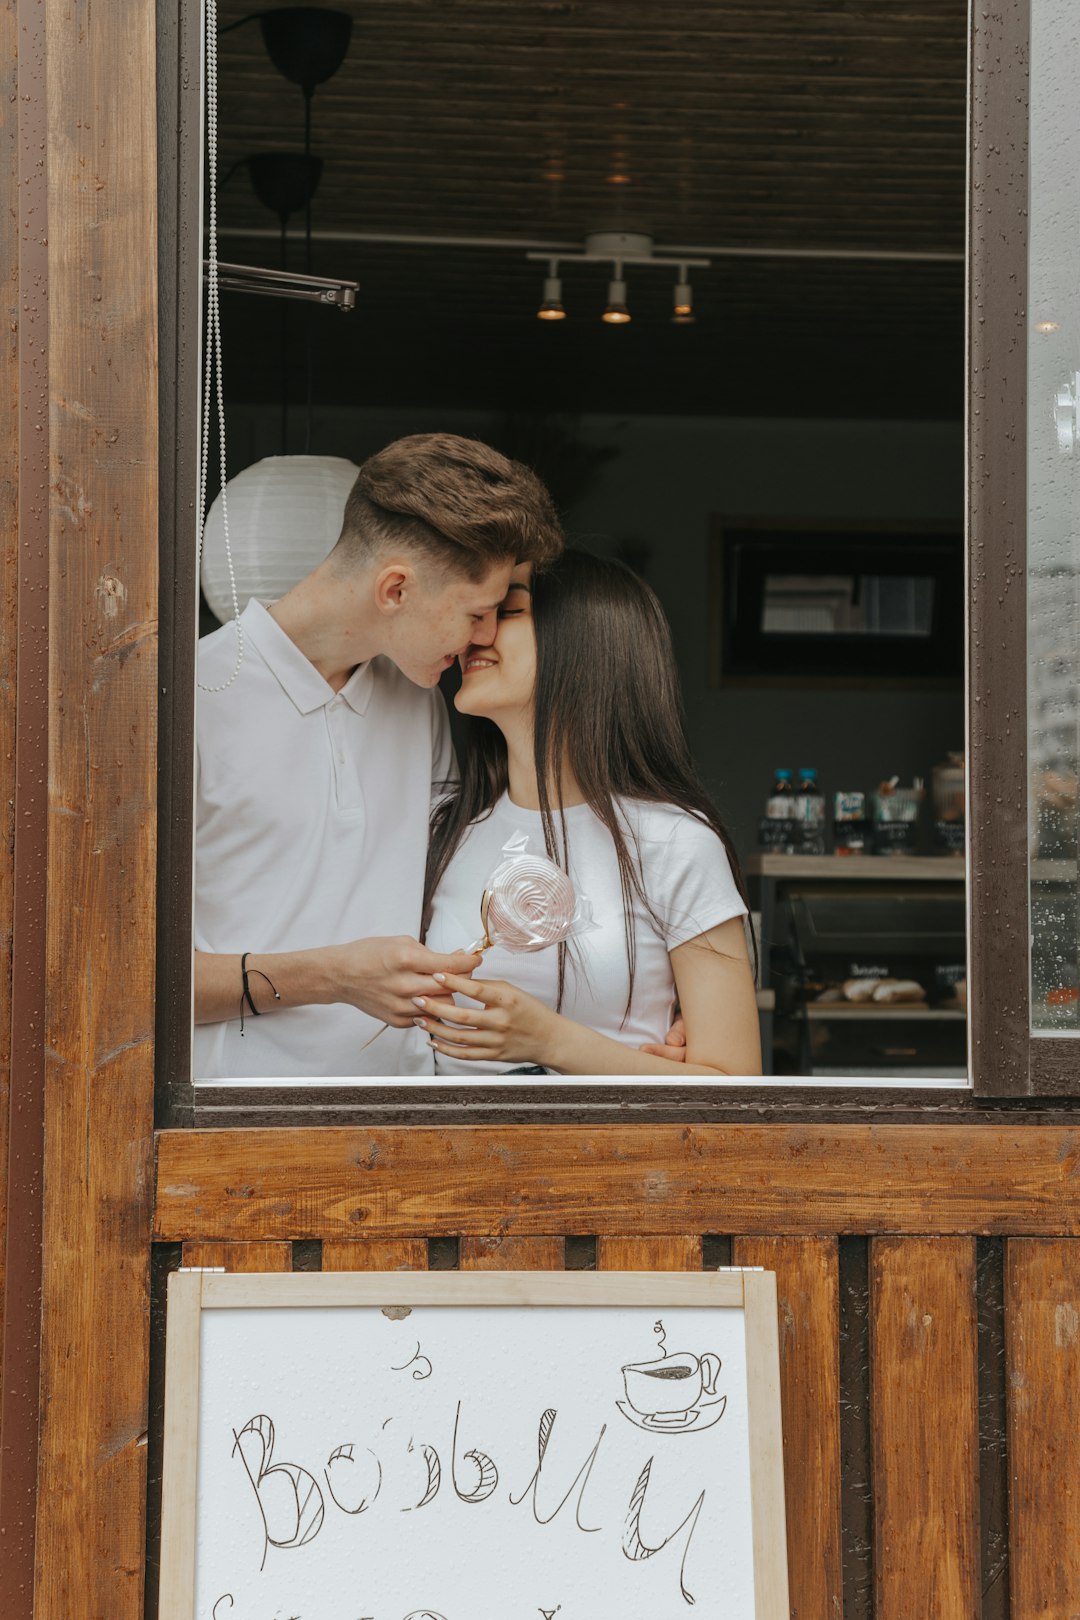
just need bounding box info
[422,792,747,1076]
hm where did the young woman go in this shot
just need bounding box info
[414,550,761,1077]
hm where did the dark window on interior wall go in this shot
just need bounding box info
[709,518,963,687]
[153,0,1076,1120]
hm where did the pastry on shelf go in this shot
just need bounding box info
[872,979,926,1005]
[840,976,928,1007]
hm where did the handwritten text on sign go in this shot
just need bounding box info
[195,1303,756,1619]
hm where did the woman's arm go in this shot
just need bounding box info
[662,916,761,1075]
[421,915,761,1077]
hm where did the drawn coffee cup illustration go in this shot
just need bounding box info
[618,1349,726,1433]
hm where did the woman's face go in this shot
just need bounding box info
[454,561,536,721]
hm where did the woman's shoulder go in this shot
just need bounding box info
[615,796,727,850]
[617,798,746,942]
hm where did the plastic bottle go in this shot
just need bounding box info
[795,767,826,854]
[766,769,795,819]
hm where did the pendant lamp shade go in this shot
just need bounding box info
[201,454,360,623]
[258,8,353,96]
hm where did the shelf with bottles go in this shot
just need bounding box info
[759,756,969,861]
[758,768,967,859]
[758,766,826,856]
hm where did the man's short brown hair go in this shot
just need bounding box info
[333,433,564,579]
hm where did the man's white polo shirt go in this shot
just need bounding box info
[194,600,451,1080]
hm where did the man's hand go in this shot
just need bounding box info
[193,939,482,1027]
[640,1013,687,1063]
[329,937,482,1027]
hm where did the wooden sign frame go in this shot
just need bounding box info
[159,1268,789,1619]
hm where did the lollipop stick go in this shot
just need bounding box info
[466,889,496,954]
[356,1020,388,1053]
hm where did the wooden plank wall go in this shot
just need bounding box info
[151,1126,1080,1619]
[160,1230,1080,1620]
[870,1238,980,1616]
[1007,1241,1080,1617]
[733,1236,843,1619]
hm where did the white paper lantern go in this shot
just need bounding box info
[201,454,361,623]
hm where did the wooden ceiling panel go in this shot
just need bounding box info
[213,0,967,418]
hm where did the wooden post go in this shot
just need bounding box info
[1,0,53,1609]
[30,2,160,1616]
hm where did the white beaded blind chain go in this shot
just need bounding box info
[196,0,244,692]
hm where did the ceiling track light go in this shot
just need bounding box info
[527,232,708,326]
[672,265,695,324]
[603,265,631,325]
[537,257,566,321]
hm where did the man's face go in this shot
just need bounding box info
[380,558,514,688]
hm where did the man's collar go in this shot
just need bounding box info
[241,599,374,715]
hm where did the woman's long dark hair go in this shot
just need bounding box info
[424,549,754,1014]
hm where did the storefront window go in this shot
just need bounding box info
[1028,0,1080,1033]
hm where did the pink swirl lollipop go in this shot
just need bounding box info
[479,850,579,953]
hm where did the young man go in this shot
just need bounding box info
[194,433,565,1079]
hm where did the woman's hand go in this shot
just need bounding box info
[414,916,761,1078]
[413,972,561,1066]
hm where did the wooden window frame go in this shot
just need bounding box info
[155,0,1074,1121]
[967,0,1078,1095]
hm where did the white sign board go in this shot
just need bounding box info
[160,1271,788,1620]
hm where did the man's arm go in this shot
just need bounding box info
[194,937,481,1028]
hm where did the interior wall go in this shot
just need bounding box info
[566,414,965,860]
[222,404,964,861]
